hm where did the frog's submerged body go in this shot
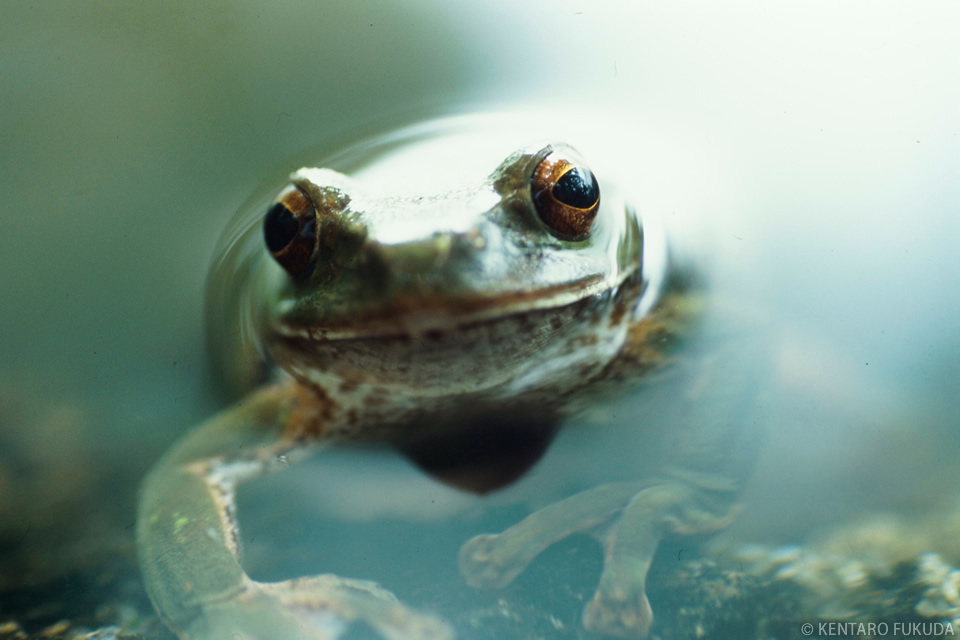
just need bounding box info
[137,119,759,640]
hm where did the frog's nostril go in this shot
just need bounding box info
[263,186,319,281]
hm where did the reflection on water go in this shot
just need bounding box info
[1,1,958,638]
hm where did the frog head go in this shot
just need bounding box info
[259,143,645,401]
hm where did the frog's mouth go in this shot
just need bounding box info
[266,265,646,406]
[273,269,641,342]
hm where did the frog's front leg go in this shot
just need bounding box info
[137,382,452,640]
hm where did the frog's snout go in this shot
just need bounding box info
[366,228,492,287]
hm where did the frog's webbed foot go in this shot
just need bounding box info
[192,576,452,640]
[459,480,739,638]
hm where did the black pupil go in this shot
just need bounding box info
[263,203,299,253]
[552,167,599,209]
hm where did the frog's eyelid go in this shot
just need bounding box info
[289,168,357,199]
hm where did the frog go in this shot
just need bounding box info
[137,122,759,640]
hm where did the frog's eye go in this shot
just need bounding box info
[530,151,600,241]
[263,186,318,280]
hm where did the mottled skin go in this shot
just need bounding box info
[137,140,755,639]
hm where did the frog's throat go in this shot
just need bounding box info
[273,265,642,342]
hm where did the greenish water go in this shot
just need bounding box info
[1,2,958,638]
